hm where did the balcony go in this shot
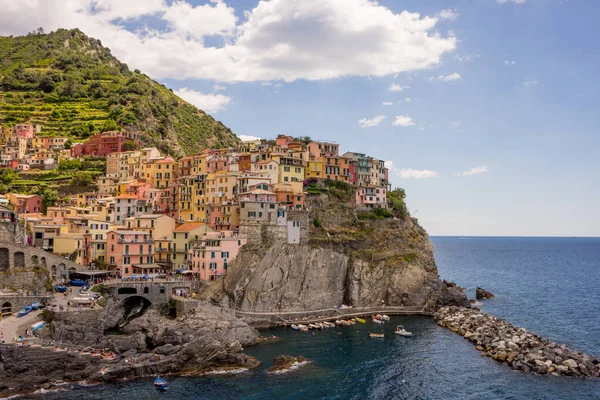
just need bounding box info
[117,238,154,244]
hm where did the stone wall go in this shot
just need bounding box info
[0,295,45,319]
[108,281,200,305]
[239,210,309,247]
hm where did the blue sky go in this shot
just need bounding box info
[1,0,599,236]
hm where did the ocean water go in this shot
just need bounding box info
[32,237,600,399]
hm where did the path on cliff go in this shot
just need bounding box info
[0,308,43,342]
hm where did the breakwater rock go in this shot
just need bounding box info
[435,306,599,377]
[475,287,494,300]
[267,355,309,373]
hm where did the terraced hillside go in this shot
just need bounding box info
[0,28,239,156]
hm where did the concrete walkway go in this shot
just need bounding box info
[0,308,43,342]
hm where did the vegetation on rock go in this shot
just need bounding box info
[0,28,239,155]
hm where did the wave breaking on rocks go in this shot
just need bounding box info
[435,306,599,377]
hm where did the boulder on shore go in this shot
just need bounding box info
[475,287,494,300]
[267,355,308,373]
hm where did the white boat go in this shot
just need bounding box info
[325,321,335,328]
[381,315,390,321]
[335,320,343,325]
[313,323,323,329]
[291,324,300,330]
[308,323,319,329]
[373,319,384,324]
[369,332,384,339]
[395,325,413,337]
[298,324,309,332]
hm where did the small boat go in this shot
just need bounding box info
[325,322,335,328]
[395,325,413,337]
[31,321,46,332]
[355,317,366,324]
[70,279,87,287]
[291,324,300,330]
[381,315,390,321]
[373,319,384,324]
[298,324,308,332]
[18,305,32,317]
[154,376,168,390]
[369,332,384,339]
[31,302,40,310]
[313,323,323,329]
[376,314,383,319]
[335,320,343,325]
[348,319,356,325]
[55,285,67,293]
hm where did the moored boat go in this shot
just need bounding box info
[355,317,366,324]
[381,315,390,321]
[298,324,309,332]
[335,320,343,325]
[369,332,384,339]
[395,325,413,337]
[18,305,32,317]
[291,324,300,330]
[31,302,40,310]
[308,323,319,329]
[154,376,168,390]
[373,318,383,324]
[70,279,86,287]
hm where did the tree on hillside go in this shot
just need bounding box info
[122,140,138,151]
[387,188,408,219]
[34,186,60,213]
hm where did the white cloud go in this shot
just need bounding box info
[393,115,416,127]
[438,9,459,20]
[174,87,231,113]
[382,101,394,106]
[454,166,488,176]
[429,72,462,82]
[212,84,227,91]
[388,83,408,92]
[358,115,386,128]
[504,60,516,65]
[0,1,457,83]
[404,97,412,103]
[449,121,461,128]
[524,80,539,86]
[418,127,425,131]
[497,0,526,4]
[456,54,480,62]
[238,134,262,142]
[395,168,439,179]
[385,160,394,170]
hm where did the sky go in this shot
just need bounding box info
[0,0,599,237]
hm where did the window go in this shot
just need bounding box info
[222,251,229,258]
[248,211,256,217]
[295,167,301,173]
[284,166,290,172]
[211,251,216,259]
[209,262,217,270]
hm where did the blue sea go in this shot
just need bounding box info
[34,237,600,399]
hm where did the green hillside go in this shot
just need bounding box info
[0,28,239,156]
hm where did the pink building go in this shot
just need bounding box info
[189,231,247,281]
[107,230,155,276]
[123,180,154,199]
[355,186,387,209]
[8,194,43,214]
[14,124,36,139]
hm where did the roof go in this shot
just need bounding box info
[109,229,151,235]
[173,222,205,232]
[10,194,40,199]
[131,263,162,269]
[133,214,168,219]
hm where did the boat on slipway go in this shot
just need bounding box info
[18,305,32,317]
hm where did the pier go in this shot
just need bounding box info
[234,306,433,325]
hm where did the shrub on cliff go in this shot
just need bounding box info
[324,179,354,202]
[387,188,408,219]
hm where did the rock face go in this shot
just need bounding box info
[223,193,469,313]
[435,306,600,378]
[476,287,495,300]
[267,355,308,373]
[0,300,261,396]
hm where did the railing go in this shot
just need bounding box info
[117,238,153,244]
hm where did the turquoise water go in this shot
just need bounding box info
[34,237,600,399]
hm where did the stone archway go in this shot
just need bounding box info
[31,255,39,266]
[40,257,47,268]
[52,265,58,279]
[1,301,12,317]
[14,252,25,269]
[0,248,9,271]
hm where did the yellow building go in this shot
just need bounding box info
[275,156,305,193]
[125,214,176,240]
[171,222,214,269]
[306,159,323,179]
[144,157,177,189]
[53,232,86,263]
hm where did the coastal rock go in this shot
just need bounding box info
[267,355,308,373]
[434,306,599,378]
[0,300,262,397]
[475,287,494,300]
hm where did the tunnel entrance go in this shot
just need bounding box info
[118,295,152,328]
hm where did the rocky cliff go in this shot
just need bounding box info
[223,185,468,313]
